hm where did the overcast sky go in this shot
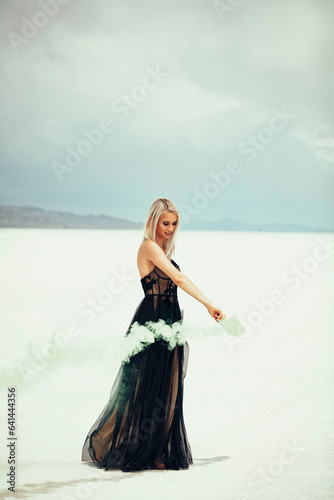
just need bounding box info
[0,0,333,228]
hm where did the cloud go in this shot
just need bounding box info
[292,123,334,172]
[0,0,333,227]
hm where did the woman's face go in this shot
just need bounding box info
[156,212,178,240]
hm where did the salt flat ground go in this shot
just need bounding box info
[0,228,333,500]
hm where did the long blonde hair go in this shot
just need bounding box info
[142,198,180,259]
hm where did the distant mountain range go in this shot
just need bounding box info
[0,205,332,232]
[0,205,142,229]
[182,217,333,232]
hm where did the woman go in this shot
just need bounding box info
[81,198,225,472]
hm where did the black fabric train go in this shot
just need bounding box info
[81,259,193,472]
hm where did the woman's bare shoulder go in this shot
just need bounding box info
[137,240,158,277]
[137,239,153,262]
[138,239,158,255]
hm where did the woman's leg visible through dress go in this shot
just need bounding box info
[90,404,118,464]
[90,366,141,466]
[166,344,179,434]
[154,345,180,469]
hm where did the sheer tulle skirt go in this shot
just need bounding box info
[81,295,193,472]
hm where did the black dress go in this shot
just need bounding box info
[81,259,193,472]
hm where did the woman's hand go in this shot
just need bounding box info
[207,304,225,322]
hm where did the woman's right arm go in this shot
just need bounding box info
[142,240,224,321]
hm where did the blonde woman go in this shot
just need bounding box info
[82,198,224,472]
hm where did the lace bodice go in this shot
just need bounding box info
[140,259,180,299]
